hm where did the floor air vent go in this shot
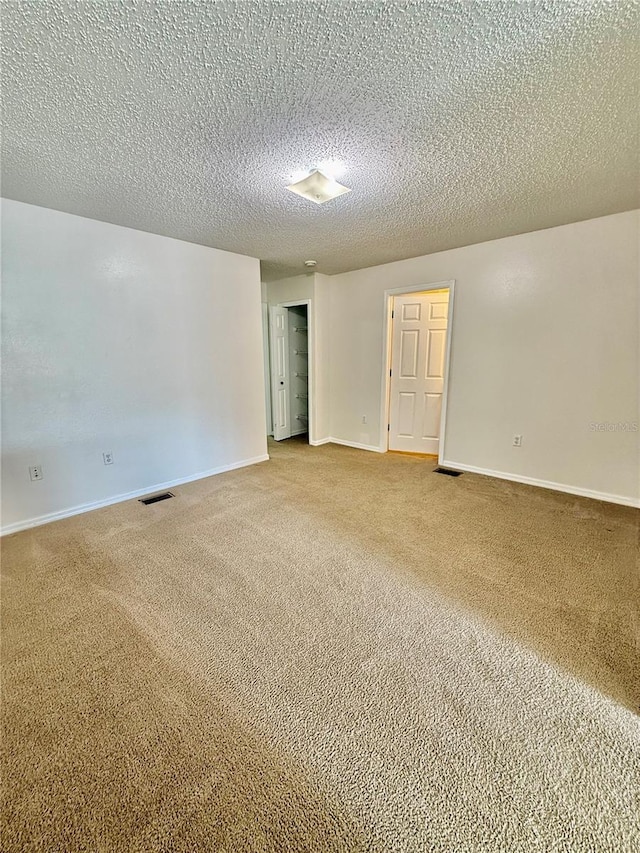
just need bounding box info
[434,468,462,477]
[139,492,174,505]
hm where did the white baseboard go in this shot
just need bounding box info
[441,459,640,508]
[309,436,384,453]
[1,453,270,537]
[328,437,386,454]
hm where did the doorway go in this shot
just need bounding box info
[269,301,311,442]
[382,281,455,461]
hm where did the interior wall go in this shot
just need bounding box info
[327,210,639,505]
[265,274,314,306]
[1,199,268,533]
[312,273,332,442]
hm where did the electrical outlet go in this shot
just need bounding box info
[103,451,114,465]
[362,415,367,424]
[29,465,43,481]
[513,435,523,447]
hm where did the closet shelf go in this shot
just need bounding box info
[295,372,308,378]
[293,326,308,332]
[293,350,308,355]
[296,414,308,421]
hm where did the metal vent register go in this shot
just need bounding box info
[139,492,174,505]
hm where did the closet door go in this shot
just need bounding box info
[388,290,449,454]
[269,306,291,440]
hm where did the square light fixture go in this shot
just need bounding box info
[286,169,351,204]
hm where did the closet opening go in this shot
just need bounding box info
[269,301,312,443]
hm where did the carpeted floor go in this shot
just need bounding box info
[1,437,639,852]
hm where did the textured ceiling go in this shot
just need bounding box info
[2,1,639,280]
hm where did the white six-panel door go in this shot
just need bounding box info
[388,290,449,454]
[269,306,291,441]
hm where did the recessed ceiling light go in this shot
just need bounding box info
[286,170,351,205]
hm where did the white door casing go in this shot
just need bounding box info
[262,303,273,435]
[269,305,290,441]
[388,290,450,454]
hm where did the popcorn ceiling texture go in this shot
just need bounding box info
[2,0,639,279]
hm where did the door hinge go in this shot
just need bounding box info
[391,309,395,319]
[388,424,390,431]
[389,368,392,377]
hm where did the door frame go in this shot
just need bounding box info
[379,280,455,462]
[262,303,273,436]
[276,299,314,444]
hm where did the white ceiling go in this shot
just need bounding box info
[2,1,638,281]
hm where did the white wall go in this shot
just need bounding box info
[1,200,268,533]
[265,274,314,306]
[327,211,639,506]
[312,273,332,442]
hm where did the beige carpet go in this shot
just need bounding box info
[2,437,639,852]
